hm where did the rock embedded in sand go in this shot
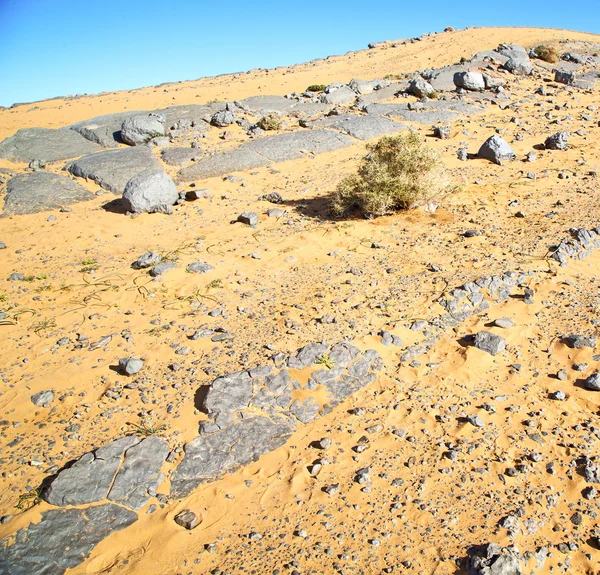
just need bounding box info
[174,510,199,530]
[119,357,144,376]
[121,113,166,146]
[122,171,179,214]
[134,251,162,269]
[494,318,514,329]
[584,373,600,391]
[237,211,259,226]
[554,69,575,85]
[473,331,506,356]
[187,261,213,274]
[31,390,54,406]
[478,135,516,165]
[544,131,570,150]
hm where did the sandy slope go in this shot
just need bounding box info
[1,26,600,575]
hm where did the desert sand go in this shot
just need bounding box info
[1,25,600,575]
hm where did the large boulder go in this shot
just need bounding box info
[122,170,179,214]
[478,135,515,165]
[68,146,161,193]
[497,44,533,75]
[408,77,435,98]
[2,172,93,216]
[0,127,101,163]
[121,113,166,146]
[453,71,486,91]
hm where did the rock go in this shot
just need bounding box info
[478,135,515,165]
[211,110,236,127]
[544,131,570,150]
[121,113,166,146]
[8,273,24,281]
[433,125,451,139]
[473,331,506,355]
[70,111,143,148]
[0,504,137,575]
[118,358,144,376]
[467,543,524,575]
[267,208,284,217]
[290,397,320,423]
[236,95,296,115]
[0,242,6,249]
[44,435,167,510]
[313,114,407,140]
[0,127,101,163]
[122,171,178,214]
[584,373,600,391]
[1,172,93,216]
[567,334,596,349]
[237,211,259,226]
[259,191,283,203]
[457,148,468,161]
[554,69,575,85]
[31,390,54,406]
[174,510,199,530]
[408,77,435,98]
[453,71,485,91]
[494,318,514,329]
[161,147,204,166]
[187,262,213,274]
[483,73,505,89]
[178,130,353,181]
[150,261,177,277]
[134,251,161,269]
[504,57,533,75]
[68,146,161,194]
[319,86,357,106]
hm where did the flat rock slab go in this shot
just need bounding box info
[236,96,297,115]
[170,415,296,498]
[313,114,408,140]
[0,503,137,575]
[2,172,93,216]
[0,128,101,163]
[70,111,144,148]
[68,146,161,193]
[161,147,204,166]
[153,103,224,128]
[357,82,407,104]
[178,129,352,181]
[44,434,168,510]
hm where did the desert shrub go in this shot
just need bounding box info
[533,45,559,63]
[257,114,282,131]
[332,132,455,217]
[306,84,326,92]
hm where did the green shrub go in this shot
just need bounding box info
[257,114,282,131]
[332,132,455,217]
[533,45,559,63]
[306,84,326,92]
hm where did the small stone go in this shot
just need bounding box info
[545,131,570,151]
[31,390,54,406]
[187,262,213,274]
[494,318,514,329]
[457,148,468,161]
[584,373,600,391]
[174,510,199,530]
[118,357,143,376]
[473,331,506,356]
[550,390,566,401]
[237,211,258,227]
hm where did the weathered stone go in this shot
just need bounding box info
[554,69,575,85]
[170,415,296,498]
[118,357,143,376]
[134,251,161,269]
[237,211,259,226]
[150,261,177,277]
[235,95,296,115]
[313,114,407,140]
[202,371,253,416]
[0,128,101,163]
[478,135,515,165]
[2,172,93,216]
[211,110,236,127]
[289,397,320,423]
[121,113,166,145]
[187,261,213,274]
[584,373,600,391]
[122,170,178,214]
[288,342,331,369]
[70,111,143,148]
[408,77,435,98]
[174,510,199,530]
[504,57,533,75]
[473,331,506,355]
[161,147,204,166]
[68,146,161,193]
[319,86,357,106]
[43,436,141,506]
[31,390,54,406]
[454,71,485,91]
[0,504,137,575]
[107,435,169,510]
[544,131,570,150]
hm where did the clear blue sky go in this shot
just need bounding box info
[0,0,599,107]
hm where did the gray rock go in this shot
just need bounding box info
[453,71,485,91]
[211,110,236,127]
[118,357,143,375]
[433,125,451,139]
[0,504,137,575]
[319,86,357,106]
[122,170,178,214]
[134,251,161,269]
[0,127,101,163]
[178,130,352,181]
[161,147,204,166]
[554,69,575,85]
[8,273,25,281]
[544,131,570,150]
[504,57,533,75]
[187,261,213,274]
[31,390,54,406]
[70,111,143,148]
[408,77,435,98]
[313,114,407,140]
[483,74,505,89]
[584,373,600,391]
[174,510,199,529]
[478,135,515,165]
[170,415,296,498]
[2,172,93,216]
[237,211,258,226]
[0,241,6,249]
[121,113,166,146]
[568,334,596,348]
[202,371,253,416]
[235,95,296,115]
[267,208,284,217]
[150,261,177,277]
[473,331,506,355]
[457,148,468,161]
[44,436,141,506]
[107,435,169,509]
[68,146,161,193]
[289,397,320,423]
[494,318,514,329]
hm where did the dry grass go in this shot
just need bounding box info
[332,132,456,217]
[257,115,282,131]
[534,45,559,63]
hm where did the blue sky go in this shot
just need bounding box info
[0,0,599,107]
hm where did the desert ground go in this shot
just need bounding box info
[1,25,600,575]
